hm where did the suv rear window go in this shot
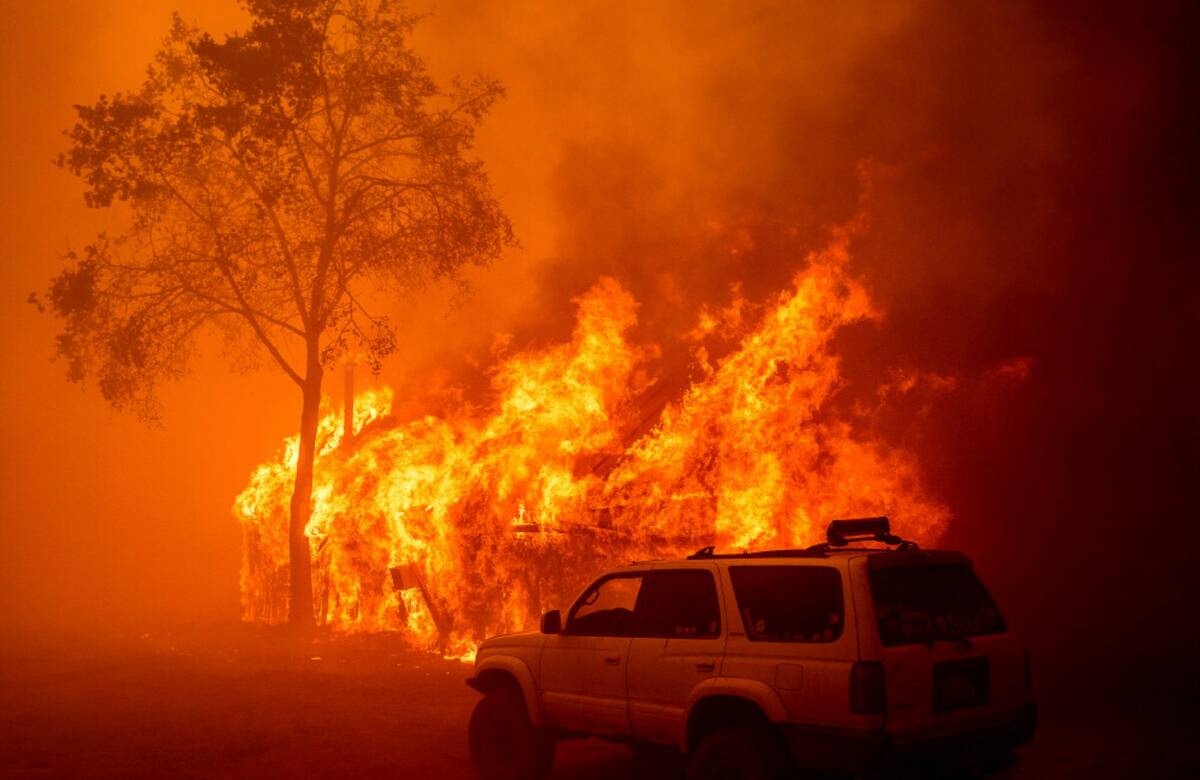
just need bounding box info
[729,566,844,643]
[869,563,1006,647]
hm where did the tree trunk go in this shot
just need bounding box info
[288,360,324,630]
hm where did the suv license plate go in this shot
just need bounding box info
[934,657,990,713]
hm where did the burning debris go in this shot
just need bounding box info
[234,228,948,659]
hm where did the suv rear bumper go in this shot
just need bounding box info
[781,703,1037,774]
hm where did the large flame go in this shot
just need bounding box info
[234,226,948,658]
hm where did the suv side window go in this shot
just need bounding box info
[729,565,844,643]
[566,574,643,636]
[632,569,721,639]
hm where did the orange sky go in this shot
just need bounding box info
[2,0,1194,649]
[0,1,917,631]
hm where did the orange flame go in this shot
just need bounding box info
[234,226,949,658]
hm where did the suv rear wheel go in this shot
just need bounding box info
[630,742,684,778]
[468,687,555,780]
[687,726,785,780]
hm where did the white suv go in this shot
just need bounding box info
[466,518,1036,779]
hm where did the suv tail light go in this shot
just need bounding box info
[850,661,887,715]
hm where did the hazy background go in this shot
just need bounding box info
[2,0,1197,708]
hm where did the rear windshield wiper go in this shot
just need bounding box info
[914,630,973,650]
[932,631,973,650]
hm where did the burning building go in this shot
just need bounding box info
[234,225,949,659]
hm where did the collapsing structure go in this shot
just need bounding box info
[235,233,950,658]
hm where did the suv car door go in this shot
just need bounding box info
[625,567,725,743]
[540,573,642,735]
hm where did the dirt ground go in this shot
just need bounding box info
[1,625,1196,779]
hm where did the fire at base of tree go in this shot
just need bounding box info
[235,223,950,659]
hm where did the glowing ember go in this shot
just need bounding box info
[234,226,949,659]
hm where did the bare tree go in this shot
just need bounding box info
[43,0,513,628]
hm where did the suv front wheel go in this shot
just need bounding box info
[687,726,785,780]
[468,686,556,780]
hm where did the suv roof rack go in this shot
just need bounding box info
[826,516,909,547]
[687,516,918,560]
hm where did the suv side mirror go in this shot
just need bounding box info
[540,609,562,634]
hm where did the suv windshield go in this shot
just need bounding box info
[869,562,1006,646]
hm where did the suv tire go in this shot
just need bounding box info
[630,742,684,778]
[468,687,555,780]
[687,726,785,780]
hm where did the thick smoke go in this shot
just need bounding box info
[395,0,1200,697]
[389,1,1105,400]
[3,1,1196,709]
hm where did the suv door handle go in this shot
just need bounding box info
[603,656,621,666]
[695,661,716,673]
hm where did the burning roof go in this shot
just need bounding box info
[234,225,948,659]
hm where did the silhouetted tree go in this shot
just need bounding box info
[45,0,513,628]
